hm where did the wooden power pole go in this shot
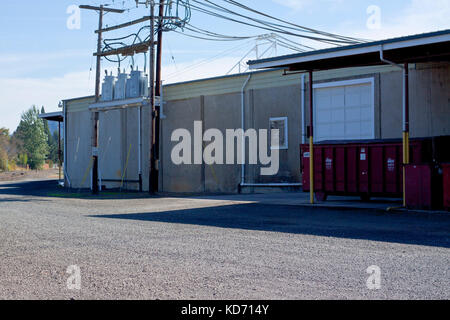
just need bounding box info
[150,0,165,194]
[149,1,157,194]
[79,5,124,194]
[155,0,165,181]
[155,1,165,97]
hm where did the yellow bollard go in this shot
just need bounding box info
[402,131,410,207]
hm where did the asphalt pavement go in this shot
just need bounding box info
[0,179,449,299]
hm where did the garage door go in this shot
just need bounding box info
[313,78,374,142]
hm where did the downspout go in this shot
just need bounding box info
[301,74,306,144]
[308,70,314,204]
[240,74,252,187]
[138,105,142,192]
[379,45,403,69]
[379,45,409,207]
[98,117,101,192]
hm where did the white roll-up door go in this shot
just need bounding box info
[313,78,375,142]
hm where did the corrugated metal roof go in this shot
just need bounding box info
[248,29,450,68]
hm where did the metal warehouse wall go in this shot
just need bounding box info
[161,62,450,194]
[64,62,449,193]
[65,96,151,191]
[380,62,450,138]
[65,96,95,189]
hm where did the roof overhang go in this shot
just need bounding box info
[39,112,64,122]
[248,29,450,71]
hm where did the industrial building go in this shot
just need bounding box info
[59,30,450,196]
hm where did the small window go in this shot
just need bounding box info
[269,117,288,150]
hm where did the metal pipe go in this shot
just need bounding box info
[101,179,140,183]
[138,105,142,192]
[240,74,252,186]
[309,70,314,204]
[98,115,102,192]
[301,74,306,144]
[403,63,410,207]
[379,45,409,207]
[240,183,302,187]
[379,45,403,69]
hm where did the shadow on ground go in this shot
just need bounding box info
[2,180,450,248]
[90,203,450,248]
[0,180,154,200]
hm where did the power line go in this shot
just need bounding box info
[185,1,356,46]
[221,0,368,43]
[164,39,254,79]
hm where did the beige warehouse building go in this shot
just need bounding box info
[61,30,450,194]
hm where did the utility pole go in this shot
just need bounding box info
[152,0,165,193]
[79,5,124,194]
[155,1,165,97]
[149,1,157,194]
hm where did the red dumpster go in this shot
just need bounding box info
[405,164,442,210]
[443,164,450,211]
[301,139,432,201]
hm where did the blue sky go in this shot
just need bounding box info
[1,0,449,132]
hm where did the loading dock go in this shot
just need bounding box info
[249,29,450,208]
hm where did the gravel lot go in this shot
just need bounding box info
[0,168,59,182]
[0,179,449,300]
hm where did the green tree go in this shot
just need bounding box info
[17,153,28,167]
[41,107,52,142]
[0,128,11,171]
[0,128,23,171]
[0,133,7,171]
[41,106,61,164]
[48,130,62,164]
[14,106,49,170]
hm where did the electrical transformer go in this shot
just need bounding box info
[100,74,116,101]
[126,70,149,98]
[114,72,129,100]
